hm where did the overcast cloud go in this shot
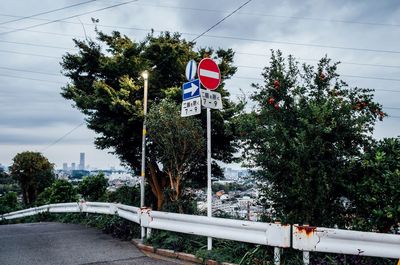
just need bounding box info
[0,0,399,169]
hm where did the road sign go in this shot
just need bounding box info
[182,79,200,101]
[181,97,201,117]
[185,60,197,81]
[200,89,223,109]
[198,58,221,90]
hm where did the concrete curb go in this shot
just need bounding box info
[132,239,237,265]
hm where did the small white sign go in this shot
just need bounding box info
[200,89,223,109]
[181,97,201,117]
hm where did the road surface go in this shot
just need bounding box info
[0,222,178,265]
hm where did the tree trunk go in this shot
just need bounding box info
[148,160,166,210]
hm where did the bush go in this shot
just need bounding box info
[0,191,19,214]
[107,185,140,206]
[78,173,108,201]
[37,179,78,205]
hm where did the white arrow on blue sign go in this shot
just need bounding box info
[182,79,200,101]
[185,60,197,81]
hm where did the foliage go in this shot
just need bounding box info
[78,173,108,201]
[9,151,54,205]
[0,171,20,196]
[37,179,78,204]
[107,185,140,206]
[146,230,205,253]
[147,99,204,208]
[60,29,240,209]
[237,50,384,226]
[352,137,400,233]
[0,192,19,214]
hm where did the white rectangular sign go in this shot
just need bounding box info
[181,97,201,117]
[200,89,223,109]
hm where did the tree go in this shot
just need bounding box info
[107,185,140,206]
[9,151,54,205]
[0,192,19,214]
[238,50,384,226]
[37,179,78,204]
[147,99,204,209]
[61,29,239,209]
[78,173,108,201]
[352,137,400,233]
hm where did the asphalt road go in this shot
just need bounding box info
[0,222,178,265]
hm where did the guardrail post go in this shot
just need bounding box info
[273,247,280,265]
[303,251,310,265]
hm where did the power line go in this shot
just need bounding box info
[0,0,97,26]
[0,49,60,59]
[0,39,76,50]
[1,11,399,56]
[96,1,400,28]
[0,0,139,36]
[195,33,400,55]
[0,66,61,76]
[40,122,85,152]
[0,73,63,84]
[191,0,253,42]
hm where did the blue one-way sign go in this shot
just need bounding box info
[182,79,200,100]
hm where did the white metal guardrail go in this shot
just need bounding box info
[1,203,399,264]
[1,202,140,224]
[141,210,291,247]
[293,225,400,260]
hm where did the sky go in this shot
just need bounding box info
[0,0,399,170]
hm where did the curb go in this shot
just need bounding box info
[132,239,237,265]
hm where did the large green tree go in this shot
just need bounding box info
[61,30,239,209]
[238,50,385,226]
[352,137,400,233]
[147,99,204,209]
[9,151,54,205]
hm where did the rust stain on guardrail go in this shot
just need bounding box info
[295,225,317,237]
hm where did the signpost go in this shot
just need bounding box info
[200,89,223,109]
[181,97,201,117]
[181,58,223,251]
[182,79,200,101]
[185,59,197,81]
[198,58,221,90]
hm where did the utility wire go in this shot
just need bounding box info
[0,0,97,26]
[0,0,139,36]
[95,1,400,28]
[1,12,400,55]
[191,0,253,42]
[0,39,76,50]
[0,66,60,76]
[0,49,60,59]
[0,73,63,84]
[40,122,85,152]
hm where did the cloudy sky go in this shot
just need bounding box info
[0,0,399,169]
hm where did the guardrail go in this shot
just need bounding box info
[293,225,400,261]
[1,203,399,264]
[1,202,140,224]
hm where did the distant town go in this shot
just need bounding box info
[1,153,264,221]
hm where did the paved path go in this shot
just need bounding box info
[0,222,177,265]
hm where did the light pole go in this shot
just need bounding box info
[140,70,148,239]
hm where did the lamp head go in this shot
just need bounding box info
[142,70,149,80]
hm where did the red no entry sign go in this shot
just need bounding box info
[198,58,221,90]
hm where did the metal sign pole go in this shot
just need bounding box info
[207,107,212,250]
[140,71,149,240]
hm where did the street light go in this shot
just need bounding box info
[140,70,148,239]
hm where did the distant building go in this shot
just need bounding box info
[71,163,76,171]
[62,163,68,171]
[79,153,85,170]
